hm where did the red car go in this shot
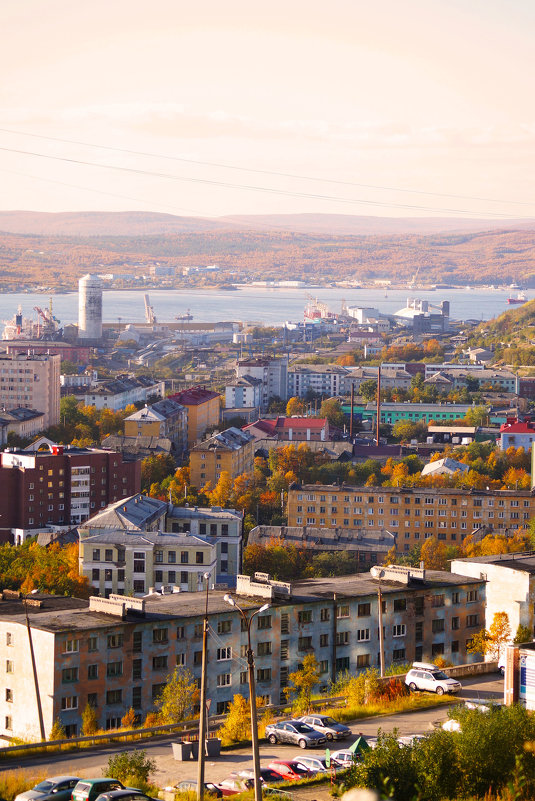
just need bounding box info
[216,777,255,796]
[267,761,314,781]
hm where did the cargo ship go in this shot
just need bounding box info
[507,292,527,305]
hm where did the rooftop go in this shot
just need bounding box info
[193,426,254,452]
[169,386,220,406]
[79,494,167,532]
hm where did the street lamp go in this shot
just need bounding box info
[370,567,385,678]
[196,571,212,801]
[224,594,270,801]
[23,589,45,740]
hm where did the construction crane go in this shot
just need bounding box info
[144,293,156,325]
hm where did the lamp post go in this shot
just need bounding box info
[225,594,270,801]
[196,571,212,801]
[370,567,385,678]
[23,590,46,741]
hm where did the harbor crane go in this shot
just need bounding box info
[144,293,156,325]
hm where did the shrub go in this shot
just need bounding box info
[121,708,137,730]
[376,678,409,703]
[105,750,156,785]
[81,703,99,736]
[0,771,47,801]
[217,694,250,745]
[49,719,66,740]
[143,712,160,728]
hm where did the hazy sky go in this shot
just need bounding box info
[1,0,534,218]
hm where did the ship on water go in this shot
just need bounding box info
[507,292,528,305]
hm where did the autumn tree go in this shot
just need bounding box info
[81,702,99,735]
[286,396,306,416]
[420,538,449,570]
[286,654,321,712]
[217,694,250,744]
[467,611,511,660]
[155,667,198,723]
[209,470,233,507]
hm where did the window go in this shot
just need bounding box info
[357,628,370,642]
[240,671,248,684]
[257,668,271,682]
[217,647,232,661]
[467,614,479,628]
[280,640,289,660]
[337,604,350,619]
[432,619,445,633]
[298,636,313,651]
[132,660,142,680]
[62,667,79,683]
[393,648,406,661]
[63,639,79,654]
[132,686,142,709]
[257,615,272,630]
[107,633,123,649]
[155,550,163,563]
[432,595,445,608]
[320,608,330,622]
[196,552,204,564]
[105,549,113,562]
[358,603,371,617]
[217,673,232,687]
[414,597,424,615]
[452,640,459,653]
[5,716,12,731]
[298,610,312,624]
[336,657,350,672]
[106,689,122,705]
[392,624,406,637]
[152,655,168,671]
[393,599,407,612]
[92,568,100,582]
[194,623,203,638]
[107,661,123,677]
[217,620,232,635]
[319,633,329,647]
[258,642,272,656]
[176,653,185,666]
[451,592,460,604]
[181,551,189,564]
[168,551,176,564]
[153,628,169,644]
[320,660,329,674]
[432,643,445,657]
[5,688,13,703]
[92,549,101,561]
[281,613,290,634]
[451,617,460,631]
[336,631,350,646]
[61,696,78,710]
[133,631,142,652]
[467,590,479,603]
[177,626,185,640]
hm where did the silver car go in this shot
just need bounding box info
[299,714,351,741]
[15,779,80,801]
[290,756,328,774]
[265,720,327,749]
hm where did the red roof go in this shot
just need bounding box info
[500,417,535,434]
[169,386,220,406]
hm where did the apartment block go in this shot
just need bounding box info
[225,376,263,411]
[83,376,165,411]
[123,398,188,455]
[236,358,288,409]
[0,445,141,539]
[0,566,485,740]
[168,386,220,448]
[189,427,255,488]
[0,408,45,445]
[287,484,535,551]
[0,352,60,428]
[79,531,217,596]
[287,365,348,399]
[78,494,168,535]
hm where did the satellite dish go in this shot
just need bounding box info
[370,566,385,579]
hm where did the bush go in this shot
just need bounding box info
[217,694,250,745]
[0,771,47,801]
[81,703,99,736]
[105,750,156,785]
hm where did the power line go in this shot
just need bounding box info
[0,144,529,219]
[0,126,533,209]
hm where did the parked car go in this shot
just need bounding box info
[216,778,255,796]
[330,750,360,768]
[236,770,285,785]
[94,792,153,801]
[290,756,328,774]
[267,761,313,781]
[72,781,125,801]
[174,782,222,798]
[265,720,326,748]
[16,779,80,801]
[405,663,462,695]
[298,715,351,741]
[397,734,427,746]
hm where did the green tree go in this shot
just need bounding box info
[155,667,198,723]
[81,702,99,735]
[105,750,156,785]
[319,398,345,428]
[286,653,321,712]
[50,719,66,740]
[359,379,377,402]
[513,623,532,645]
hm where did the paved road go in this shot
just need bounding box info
[4,674,504,788]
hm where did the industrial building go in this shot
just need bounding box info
[78,274,103,340]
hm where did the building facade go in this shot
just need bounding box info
[225,376,263,411]
[236,358,288,409]
[123,398,188,455]
[84,376,165,411]
[0,567,485,740]
[189,427,255,488]
[287,484,535,552]
[500,417,535,451]
[169,387,221,449]
[287,365,349,399]
[0,352,60,428]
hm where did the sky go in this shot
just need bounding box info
[1,0,534,219]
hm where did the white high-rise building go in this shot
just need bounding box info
[78,274,103,340]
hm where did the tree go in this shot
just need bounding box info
[217,694,250,744]
[319,398,345,428]
[121,707,137,730]
[155,667,198,723]
[467,611,511,660]
[106,750,156,785]
[209,470,233,507]
[513,623,532,645]
[420,538,449,570]
[50,718,66,740]
[359,380,377,402]
[81,702,99,735]
[286,653,321,712]
[286,396,306,416]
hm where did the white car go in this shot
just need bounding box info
[330,750,360,768]
[291,756,328,774]
[405,662,462,695]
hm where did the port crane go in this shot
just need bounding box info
[144,294,156,325]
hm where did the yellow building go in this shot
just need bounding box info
[287,484,535,552]
[170,386,220,448]
[190,427,255,488]
[124,398,187,455]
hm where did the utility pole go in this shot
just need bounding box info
[196,572,211,801]
[24,592,45,741]
[376,364,381,447]
[371,567,385,677]
[225,596,270,801]
[349,383,354,440]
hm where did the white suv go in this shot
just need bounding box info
[405,662,462,695]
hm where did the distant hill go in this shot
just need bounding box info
[0,210,534,237]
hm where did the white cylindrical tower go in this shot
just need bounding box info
[78,274,103,340]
